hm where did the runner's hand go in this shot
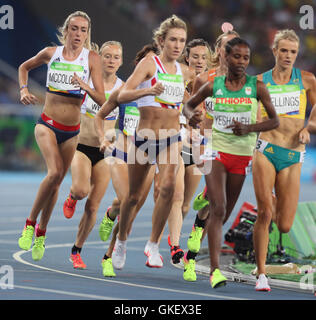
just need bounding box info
[20,88,38,105]
[100,139,114,154]
[149,82,164,96]
[299,127,310,144]
[188,109,203,128]
[71,72,89,91]
[226,119,249,136]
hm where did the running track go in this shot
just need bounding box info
[0,171,315,306]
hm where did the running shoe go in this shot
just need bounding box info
[99,207,114,242]
[170,245,184,264]
[32,236,45,261]
[210,269,227,288]
[63,194,77,219]
[192,187,209,211]
[112,238,127,270]
[187,225,204,253]
[183,253,197,282]
[255,274,271,292]
[144,241,163,268]
[101,258,116,277]
[18,225,35,250]
[70,253,87,269]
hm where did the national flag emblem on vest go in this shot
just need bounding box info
[245,87,252,95]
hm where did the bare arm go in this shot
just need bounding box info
[18,46,55,105]
[227,80,279,135]
[95,88,120,151]
[73,51,105,106]
[117,57,164,104]
[192,71,209,95]
[183,81,213,128]
[307,105,316,134]
[302,71,316,142]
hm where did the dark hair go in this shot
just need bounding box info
[134,42,159,65]
[184,38,212,61]
[225,37,250,54]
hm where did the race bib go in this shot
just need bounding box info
[268,84,300,115]
[123,106,140,136]
[155,73,184,106]
[84,93,118,119]
[204,96,215,117]
[47,61,84,94]
[104,92,119,120]
[213,104,252,134]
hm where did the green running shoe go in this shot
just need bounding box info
[193,188,209,211]
[101,258,116,277]
[18,225,35,250]
[183,254,196,282]
[32,236,45,261]
[187,225,203,253]
[99,207,115,242]
[210,269,227,288]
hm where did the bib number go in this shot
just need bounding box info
[155,73,184,106]
[123,106,140,136]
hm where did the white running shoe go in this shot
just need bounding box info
[255,274,271,292]
[144,241,163,268]
[112,238,127,270]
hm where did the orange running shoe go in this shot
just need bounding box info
[63,194,77,219]
[70,253,86,269]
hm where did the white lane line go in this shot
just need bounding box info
[13,284,124,300]
[12,239,248,301]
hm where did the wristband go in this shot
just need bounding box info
[20,85,28,90]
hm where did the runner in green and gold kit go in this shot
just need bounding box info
[184,37,279,288]
[253,29,316,291]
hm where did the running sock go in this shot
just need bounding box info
[36,227,46,237]
[69,192,76,200]
[103,253,110,260]
[186,250,198,261]
[107,208,115,222]
[194,214,206,229]
[26,218,36,228]
[72,245,82,255]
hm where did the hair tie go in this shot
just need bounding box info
[221,22,234,33]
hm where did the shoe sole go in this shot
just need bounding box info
[69,258,86,269]
[145,261,163,268]
[183,277,197,282]
[171,250,184,264]
[212,280,227,289]
[145,256,163,268]
[32,252,45,261]
[18,242,32,251]
[255,288,271,292]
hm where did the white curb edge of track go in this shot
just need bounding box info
[172,250,316,294]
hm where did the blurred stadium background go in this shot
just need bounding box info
[1,0,316,181]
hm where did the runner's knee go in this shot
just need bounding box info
[276,220,291,234]
[256,206,273,227]
[210,201,226,221]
